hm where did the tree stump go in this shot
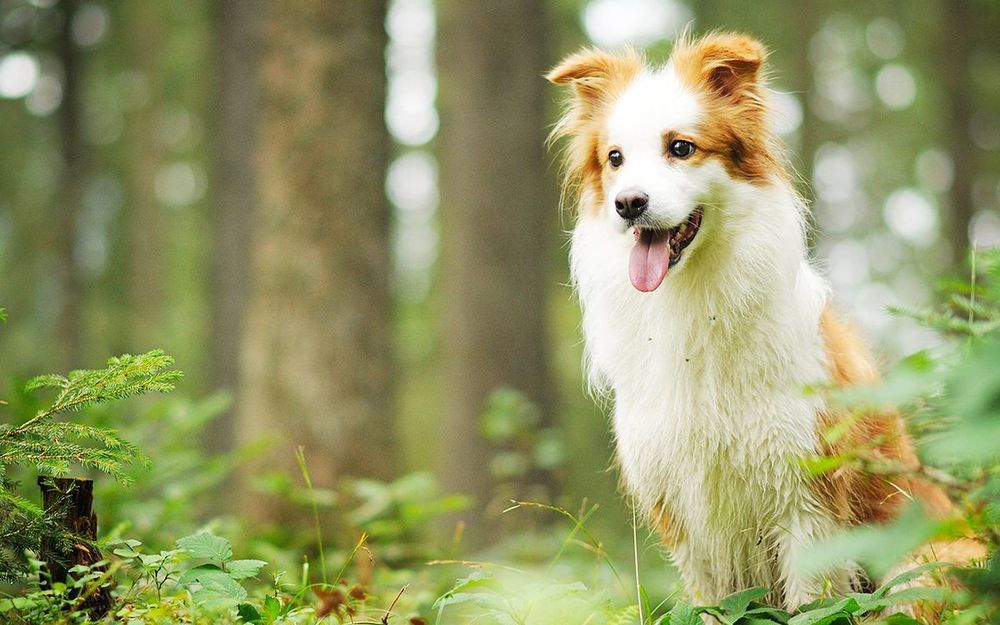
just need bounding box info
[37,476,112,618]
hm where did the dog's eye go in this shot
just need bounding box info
[608,149,624,168]
[669,140,695,158]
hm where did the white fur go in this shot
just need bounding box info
[605,68,702,232]
[571,66,857,608]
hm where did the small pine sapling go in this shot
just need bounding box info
[0,349,182,581]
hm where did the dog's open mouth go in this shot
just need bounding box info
[628,206,703,292]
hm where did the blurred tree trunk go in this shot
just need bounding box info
[122,1,165,350]
[437,0,555,530]
[206,0,261,453]
[939,0,976,265]
[54,0,84,369]
[239,0,394,509]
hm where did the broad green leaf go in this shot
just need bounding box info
[879,614,923,625]
[719,587,769,615]
[881,585,947,606]
[137,553,165,567]
[264,595,281,619]
[668,601,702,625]
[432,571,498,609]
[788,597,859,625]
[227,559,267,580]
[875,562,950,597]
[237,602,261,623]
[177,532,233,562]
[179,565,247,601]
[745,604,793,623]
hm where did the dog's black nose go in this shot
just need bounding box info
[615,189,649,220]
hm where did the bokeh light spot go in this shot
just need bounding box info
[875,64,916,110]
[0,52,39,99]
[883,188,938,246]
[583,0,690,48]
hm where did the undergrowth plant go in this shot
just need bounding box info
[0,346,181,581]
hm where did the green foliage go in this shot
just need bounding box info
[5,253,999,623]
[175,532,261,610]
[793,248,1000,621]
[654,568,946,625]
[0,558,111,625]
[94,392,240,546]
[434,570,614,625]
[482,388,566,484]
[103,524,428,624]
[0,350,181,582]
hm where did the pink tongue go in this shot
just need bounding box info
[629,228,670,292]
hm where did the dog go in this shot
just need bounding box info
[547,32,981,612]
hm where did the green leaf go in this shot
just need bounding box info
[639,584,652,622]
[788,598,859,625]
[875,562,950,597]
[227,559,267,580]
[745,605,792,623]
[263,595,281,619]
[797,505,941,579]
[433,571,498,609]
[719,587,769,615]
[881,585,947,606]
[668,601,702,625]
[177,532,233,562]
[137,553,165,567]
[879,614,923,625]
[237,602,261,623]
[178,565,247,601]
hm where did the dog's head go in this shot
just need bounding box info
[548,33,783,292]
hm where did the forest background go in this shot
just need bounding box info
[1,0,999,622]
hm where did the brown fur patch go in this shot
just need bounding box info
[546,48,644,218]
[815,306,940,524]
[670,32,786,185]
[817,307,986,622]
[650,499,684,549]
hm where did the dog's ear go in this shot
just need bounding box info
[546,48,643,102]
[674,33,766,101]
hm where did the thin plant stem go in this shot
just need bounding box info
[632,506,644,625]
[295,446,327,584]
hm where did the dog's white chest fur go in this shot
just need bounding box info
[570,191,853,606]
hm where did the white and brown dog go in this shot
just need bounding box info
[547,32,980,612]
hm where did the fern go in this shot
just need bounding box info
[0,350,181,582]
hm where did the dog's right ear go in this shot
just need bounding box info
[546,48,643,102]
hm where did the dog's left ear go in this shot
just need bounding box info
[675,33,767,101]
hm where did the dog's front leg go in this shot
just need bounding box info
[775,511,857,610]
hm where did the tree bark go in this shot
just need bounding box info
[939,0,977,266]
[54,0,85,370]
[206,0,262,454]
[122,0,165,351]
[37,476,111,618]
[437,0,555,523]
[239,0,394,507]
